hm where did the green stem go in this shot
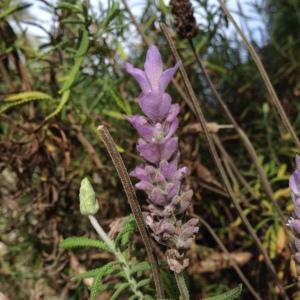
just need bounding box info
[88,215,144,300]
[175,272,189,300]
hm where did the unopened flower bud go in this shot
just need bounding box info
[79,177,99,215]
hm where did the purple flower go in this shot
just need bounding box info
[125,45,180,122]
[290,156,300,196]
[126,45,198,273]
[287,156,300,269]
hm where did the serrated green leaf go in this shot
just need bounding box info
[115,215,136,247]
[72,262,119,281]
[90,273,103,300]
[1,91,53,114]
[4,91,52,102]
[203,284,243,300]
[59,236,111,252]
[110,282,130,300]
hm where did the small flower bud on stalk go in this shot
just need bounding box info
[79,177,99,215]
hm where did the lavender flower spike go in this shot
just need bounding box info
[287,155,300,268]
[126,45,198,273]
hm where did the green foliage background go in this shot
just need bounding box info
[0,0,300,299]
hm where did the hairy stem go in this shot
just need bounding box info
[88,215,144,300]
[97,125,165,299]
[175,272,190,300]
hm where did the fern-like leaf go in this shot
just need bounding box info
[59,236,111,252]
[72,261,119,281]
[90,273,104,300]
[203,284,243,300]
[110,282,130,300]
[1,91,53,114]
[115,215,137,248]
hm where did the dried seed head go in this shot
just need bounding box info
[79,177,99,215]
[170,0,198,39]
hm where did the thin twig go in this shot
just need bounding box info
[97,125,164,299]
[213,135,258,200]
[188,39,285,224]
[196,215,262,300]
[160,23,289,300]
[218,0,300,149]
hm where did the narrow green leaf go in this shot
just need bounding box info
[203,284,243,300]
[59,57,83,93]
[45,90,70,121]
[56,2,81,13]
[59,29,89,93]
[59,236,111,252]
[103,109,124,120]
[0,3,31,20]
[76,29,89,57]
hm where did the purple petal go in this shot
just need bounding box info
[177,190,193,214]
[173,166,188,181]
[166,104,180,122]
[160,159,178,179]
[290,171,300,196]
[167,182,180,198]
[159,61,180,92]
[127,115,153,142]
[152,169,166,183]
[161,137,178,161]
[292,194,300,218]
[295,239,300,252]
[130,165,150,181]
[125,63,150,94]
[157,220,176,235]
[135,181,153,193]
[185,218,199,228]
[150,188,168,206]
[165,117,178,140]
[144,45,163,93]
[295,253,300,263]
[137,140,160,164]
[139,92,171,122]
[287,217,300,234]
